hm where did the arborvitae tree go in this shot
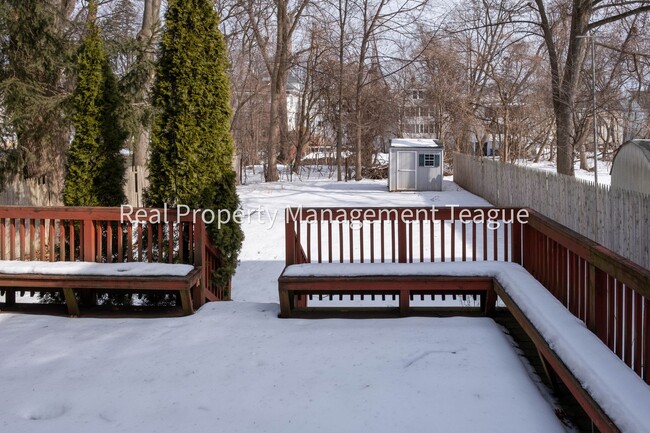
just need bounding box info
[63,2,126,206]
[0,0,73,184]
[145,0,243,290]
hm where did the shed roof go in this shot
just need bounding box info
[390,138,442,148]
[613,139,650,165]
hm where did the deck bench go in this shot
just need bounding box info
[0,261,202,316]
[279,260,650,433]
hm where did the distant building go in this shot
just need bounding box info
[401,88,436,138]
[611,139,650,195]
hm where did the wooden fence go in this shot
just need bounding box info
[0,206,228,302]
[0,166,149,207]
[453,153,650,271]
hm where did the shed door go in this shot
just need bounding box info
[396,151,417,190]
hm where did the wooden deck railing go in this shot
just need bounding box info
[285,206,650,385]
[0,206,228,303]
[524,210,649,385]
[285,207,522,266]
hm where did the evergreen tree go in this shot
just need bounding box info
[146,0,243,289]
[0,0,73,184]
[63,2,126,206]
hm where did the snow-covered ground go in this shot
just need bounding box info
[0,174,572,433]
[515,154,612,186]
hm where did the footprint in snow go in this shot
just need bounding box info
[20,404,69,421]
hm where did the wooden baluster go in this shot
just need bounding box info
[450,220,455,262]
[633,291,643,375]
[429,221,434,262]
[407,221,413,263]
[188,222,194,263]
[461,222,466,262]
[327,220,332,263]
[157,223,163,263]
[29,219,35,260]
[107,223,113,263]
[117,222,124,262]
[624,285,633,367]
[359,220,364,263]
[96,222,103,262]
[39,219,45,260]
[471,222,477,261]
[348,221,354,263]
[390,220,396,263]
[19,219,25,260]
[9,219,15,259]
[380,219,386,263]
[317,220,322,263]
[616,280,624,358]
[419,220,424,263]
[492,222,498,261]
[306,222,312,263]
[127,223,134,262]
[643,298,650,385]
[168,221,174,263]
[0,218,5,260]
[69,221,75,261]
[369,222,374,263]
[440,220,445,262]
[137,222,143,262]
[503,222,509,262]
[606,275,615,350]
[48,219,55,262]
[147,222,153,262]
[178,223,184,263]
[59,220,65,261]
[339,222,343,263]
[482,221,487,261]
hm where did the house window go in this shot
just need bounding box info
[419,153,440,167]
[412,90,424,100]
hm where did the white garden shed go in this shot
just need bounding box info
[611,139,650,195]
[388,138,443,191]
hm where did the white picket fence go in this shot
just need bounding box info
[453,153,650,270]
[0,166,149,207]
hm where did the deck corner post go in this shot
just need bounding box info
[194,220,206,308]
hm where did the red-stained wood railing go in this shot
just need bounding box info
[524,210,650,386]
[285,206,649,385]
[285,207,522,266]
[0,206,228,303]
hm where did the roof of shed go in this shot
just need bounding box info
[614,139,650,165]
[390,138,442,148]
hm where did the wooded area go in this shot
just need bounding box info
[1,0,649,184]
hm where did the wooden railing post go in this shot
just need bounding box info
[285,208,296,266]
[511,220,522,265]
[194,220,206,308]
[397,211,407,263]
[81,218,96,305]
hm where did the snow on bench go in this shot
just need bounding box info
[0,260,200,316]
[281,261,650,433]
[0,260,194,277]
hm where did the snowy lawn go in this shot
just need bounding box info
[0,176,571,432]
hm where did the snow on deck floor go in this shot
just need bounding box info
[0,177,569,432]
[0,302,567,433]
